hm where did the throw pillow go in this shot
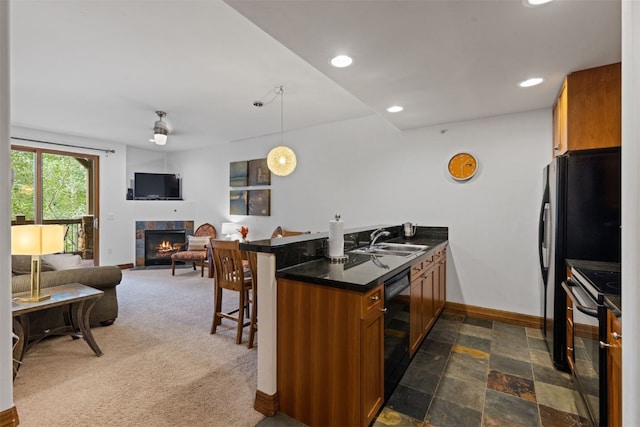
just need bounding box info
[188,236,209,251]
[42,253,82,270]
[11,255,55,275]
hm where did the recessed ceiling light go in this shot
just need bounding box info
[330,55,353,68]
[518,77,544,88]
[387,105,404,113]
[523,0,553,7]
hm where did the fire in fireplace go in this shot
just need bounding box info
[144,230,186,266]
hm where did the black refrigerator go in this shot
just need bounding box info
[538,147,621,370]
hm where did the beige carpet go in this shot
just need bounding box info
[13,268,265,427]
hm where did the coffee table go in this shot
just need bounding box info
[12,283,104,378]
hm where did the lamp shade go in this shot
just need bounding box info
[221,222,238,237]
[267,146,297,176]
[11,224,65,255]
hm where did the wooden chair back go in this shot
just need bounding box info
[271,226,310,238]
[195,223,217,239]
[211,239,247,292]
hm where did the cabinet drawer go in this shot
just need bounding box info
[411,261,424,281]
[423,254,435,269]
[361,285,384,318]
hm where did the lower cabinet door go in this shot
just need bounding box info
[607,310,621,427]
[361,310,384,427]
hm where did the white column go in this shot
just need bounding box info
[0,0,14,414]
[621,2,640,426]
[256,252,277,397]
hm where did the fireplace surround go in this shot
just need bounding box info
[135,220,194,267]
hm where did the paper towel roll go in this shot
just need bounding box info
[328,218,344,257]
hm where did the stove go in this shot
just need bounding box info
[565,264,621,427]
[572,267,621,301]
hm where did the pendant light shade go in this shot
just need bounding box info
[266,86,297,176]
[267,145,297,176]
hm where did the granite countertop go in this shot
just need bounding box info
[276,236,448,292]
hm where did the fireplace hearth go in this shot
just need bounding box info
[144,230,186,266]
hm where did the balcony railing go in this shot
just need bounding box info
[10,215,94,259]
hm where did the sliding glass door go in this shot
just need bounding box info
[10,145,100,264]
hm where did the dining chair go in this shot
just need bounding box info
[210,239,254,345]
[246,250,258,349]
[271,226,310,238]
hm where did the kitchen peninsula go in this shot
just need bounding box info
[242,225,448,427]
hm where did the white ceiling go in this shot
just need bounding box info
[10,0,621,152]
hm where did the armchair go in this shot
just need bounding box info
[171,223,217,277]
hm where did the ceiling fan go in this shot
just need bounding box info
[151,111,169,145]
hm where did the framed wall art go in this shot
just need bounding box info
[248,158,270,186]
[229,161,248,187]
[248,190,271,216]
[229,190,248,215]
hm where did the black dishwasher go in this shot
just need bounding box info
[383,268,411,400]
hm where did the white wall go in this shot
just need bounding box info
[170,109,551,316]
[621,2,639,425]
[1,0,13,413]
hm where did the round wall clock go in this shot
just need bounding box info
[448,152,478,181]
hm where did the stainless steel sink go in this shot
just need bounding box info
[349,242,429,257]
[375,243,428,252]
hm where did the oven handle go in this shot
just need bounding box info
[562,281,599,317]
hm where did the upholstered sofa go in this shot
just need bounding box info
[11,255,122,336]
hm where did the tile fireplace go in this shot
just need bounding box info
[144,229,186,266]
[135,220,194,267]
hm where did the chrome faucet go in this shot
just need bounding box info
[369,228,390,247]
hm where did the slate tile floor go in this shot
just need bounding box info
[257,313,592,427]
[374,313,591,427]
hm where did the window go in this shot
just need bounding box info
[10,145,99,261]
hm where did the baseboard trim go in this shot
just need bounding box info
[0,405,19,427]
[445,302,542,329]
[118,263,134,270]
[254,390,279,417]
[574,323,598,340]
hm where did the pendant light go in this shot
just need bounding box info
[153,111,169,146]
[267,86,297,176]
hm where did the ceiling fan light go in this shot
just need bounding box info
[154,132,167,145]
[267,145,297,176]
[152,111,169,146]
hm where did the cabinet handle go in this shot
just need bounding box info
[370,295,380,301]
[380,308,388,313]
[567,346,573,351]
[554,145,560,150]
[599,341,611,349]
[613,332,621,340]
[567,306,573,311]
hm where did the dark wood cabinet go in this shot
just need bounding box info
[565,294,575,372]
[552,62,621,157]
[606,309,621,427]
[409,244,447,356]
[277,279,384,427]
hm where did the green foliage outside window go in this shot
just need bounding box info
[11,150,88,221]
[10,150,35,221]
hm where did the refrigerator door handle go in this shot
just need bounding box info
[538,192,550,282]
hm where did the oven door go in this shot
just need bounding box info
[562,279,603,426]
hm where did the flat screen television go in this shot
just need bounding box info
[133,172,182,200]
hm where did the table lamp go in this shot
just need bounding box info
[221,222,238,240]
[11,224,65,302]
